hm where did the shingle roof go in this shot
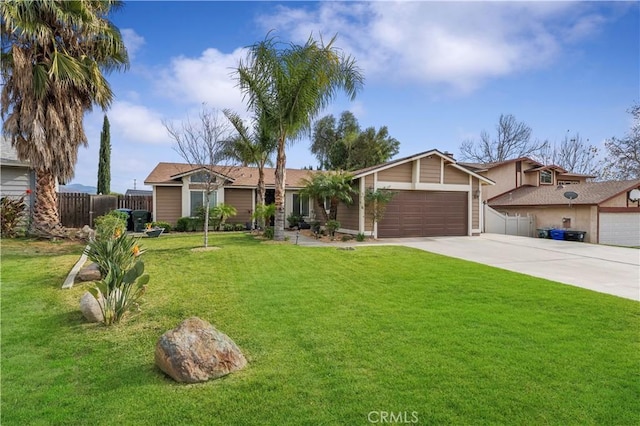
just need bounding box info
[459,157,543,171]
[489,179,640,206]
[144,162,319,189]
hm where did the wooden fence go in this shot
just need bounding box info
[58,193,153,228]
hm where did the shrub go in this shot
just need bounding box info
[356,232,366,242]
[287,213,302,228]
[223,223,234,232]
[151,221,171,232]
[94,210,127,240]
[263,226,274,240]
[325,220,341,237]
[0,191,29,237]
[86,232,145,277]
[88,260,149,326]
[341,234,353,242]
[176,217,199,232]
[234,223,246,231]
[310,221,321,234]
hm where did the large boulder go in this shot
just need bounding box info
[155,317,247,383]
[80,291,103,322]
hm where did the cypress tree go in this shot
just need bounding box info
[97,115,111,194]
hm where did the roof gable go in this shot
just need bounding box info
[352,149,494,184]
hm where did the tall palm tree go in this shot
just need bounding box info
[235,33,364,240]
[222,109,276,228]
[1,0,129,237]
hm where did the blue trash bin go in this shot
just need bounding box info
[550,229,566,240]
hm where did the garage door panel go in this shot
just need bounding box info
[378,191,468,238]
[599,213,640,247]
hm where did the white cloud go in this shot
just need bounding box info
[257,1,609,93]
[121,28,145,60]
[109,101,171,144]
[159,47,248,112]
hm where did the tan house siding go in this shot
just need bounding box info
[378,162,412,182]
[365,174,374,189]
[472,178,480,230]
[443,166,469,184]
[419,156,441,183]
[601,191,638,208]
[225,188,253,225]
[156,186,182,225]
[336,196,359,231]
[484,164,517,199]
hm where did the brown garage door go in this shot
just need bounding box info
[378,191,468,238]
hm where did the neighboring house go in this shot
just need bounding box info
[0,137,35,211]
[145,149,494,238]
[459,156,639,246]
[488,179,640,246]
[460,157,594,201]
[125,189,152,197]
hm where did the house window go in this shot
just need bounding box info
[191,172,211,183]
[540,170,552,184]
[558,180,579,185]
[292,193,309,216]
[190,190,217,216]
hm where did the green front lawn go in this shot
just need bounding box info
[1,233,638,425]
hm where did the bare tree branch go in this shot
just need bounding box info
[163,107,233,247]
[459,114,547,163]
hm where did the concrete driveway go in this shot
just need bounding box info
[391,234,640,301]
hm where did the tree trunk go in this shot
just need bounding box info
[203,191,210,248]
[314,197,329,223]
[273,140,287,241]
[329,198,339,221]
[31,170,65,238]
[256,165,266,229]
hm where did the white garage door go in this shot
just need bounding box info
[599,213,640,247]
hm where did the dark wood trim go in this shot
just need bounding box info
[599,207,640,213]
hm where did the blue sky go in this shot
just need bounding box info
[71,1,639,193]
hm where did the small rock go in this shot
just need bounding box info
[80,291,103,322]
[78,263,101,282]
[155,317,247,383]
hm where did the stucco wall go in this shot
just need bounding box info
[494,205,596,243]
[601,189,640,208]
[484,164,517,200]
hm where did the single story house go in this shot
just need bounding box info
[144,162,319,228]
[488,179,640,246]
[1,137,35,210]
[144,149,494,238]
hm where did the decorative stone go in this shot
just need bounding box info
[155,317,247,383]
[80,291,103,323]
[78,263,101,282]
